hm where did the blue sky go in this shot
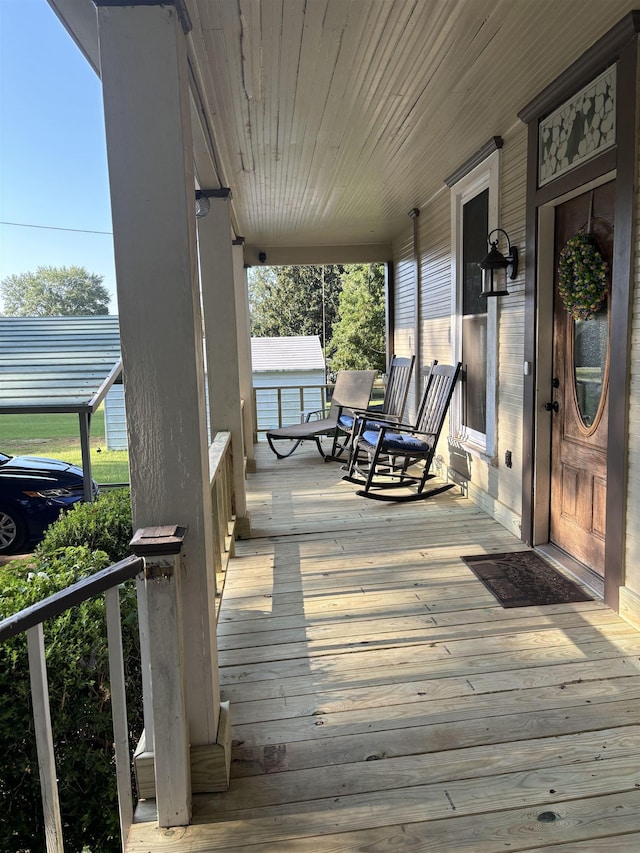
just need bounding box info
[0,0,117,312]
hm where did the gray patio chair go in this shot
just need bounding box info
[266,369,376,460]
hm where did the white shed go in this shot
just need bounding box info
[251,336,326,435]
[103,334,327,447]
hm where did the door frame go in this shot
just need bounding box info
[520,14,639,610]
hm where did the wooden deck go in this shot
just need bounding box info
[128,443,640,852]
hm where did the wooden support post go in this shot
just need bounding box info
[97,2,222,758]
[198,194,251,539]
[27,624,64,853]
[78,411,94,502]
[132,526,191,827]
[232,240,257,474]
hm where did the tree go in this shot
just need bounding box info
[327,264,386,373]
[0,266,111,316]
[249,264,344,343]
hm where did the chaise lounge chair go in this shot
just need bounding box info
[266,369,376,460]
[343,362,461,501]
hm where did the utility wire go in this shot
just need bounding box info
[0,220,113,236]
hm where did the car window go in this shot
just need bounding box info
[0,453,10,465]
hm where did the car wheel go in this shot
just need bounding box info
[0,505,26,554]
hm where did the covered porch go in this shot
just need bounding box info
[28,0,640,847]
[127,442,640,852]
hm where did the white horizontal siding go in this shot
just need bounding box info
[104,385,128,451]
[393,230,417,415]
[495,124,528,519]
[390,132,528,534]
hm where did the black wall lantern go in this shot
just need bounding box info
[479,228,518,297]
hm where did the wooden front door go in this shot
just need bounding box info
[549,182,615,576]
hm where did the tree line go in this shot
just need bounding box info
[249,263,386,374]
[1,263,386,374]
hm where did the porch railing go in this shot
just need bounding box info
[0,431,239,851]
[253,383,330,439]
[252,382,385,440]
[0,553,145,853]
[209,430,236,611]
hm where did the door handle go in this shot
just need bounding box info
[544,401,559,413]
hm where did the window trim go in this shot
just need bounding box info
[450,150,500,459]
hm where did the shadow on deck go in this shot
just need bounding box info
[128,442,640,852]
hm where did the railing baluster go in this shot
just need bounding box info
[105,587,134,850]
[27,623,64,853]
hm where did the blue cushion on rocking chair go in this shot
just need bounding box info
[363,430,431,453]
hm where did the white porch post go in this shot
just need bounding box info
[198,194,250,537]
[96,0,221,769]
[233,240,256,473]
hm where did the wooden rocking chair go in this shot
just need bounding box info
[266,369,376,460]
[343,362,461,501]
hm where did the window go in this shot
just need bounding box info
[451,151,499,457]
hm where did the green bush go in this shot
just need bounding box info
[0,489,140,853]
[37,488,132,563]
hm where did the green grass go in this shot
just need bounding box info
[1,408,130,485]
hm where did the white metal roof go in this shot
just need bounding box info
[251,336,325,373]
[0,316,122,414]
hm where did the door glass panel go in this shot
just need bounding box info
[573,307,608,427]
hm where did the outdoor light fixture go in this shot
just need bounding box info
[479,228,519,297]
[195,190,210,219]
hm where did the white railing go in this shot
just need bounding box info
[252,381,386,440]
[253,383,330,438]
[1,436,240,849]
[0,553,145,853]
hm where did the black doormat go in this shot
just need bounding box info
[461,551,593,608]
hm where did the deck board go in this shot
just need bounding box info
[127,443,640,852]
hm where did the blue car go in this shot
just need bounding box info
[0,453,98,554]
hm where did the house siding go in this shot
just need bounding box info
[393,230,418,417]
[104,384,127,451]
[495,124,528,527]
[394,124,527,535]
[392,129,528,535]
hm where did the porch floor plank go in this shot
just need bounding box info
[127,444,640,852]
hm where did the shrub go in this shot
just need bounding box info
[37,488,132,563]
[0,490,141,853]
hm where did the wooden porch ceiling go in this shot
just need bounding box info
[49,0,640,254]
[128,442,640,852]
[187,0,640,251]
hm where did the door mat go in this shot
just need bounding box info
[461,551,593,608]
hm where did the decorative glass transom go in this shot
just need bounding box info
[539,66,616,187]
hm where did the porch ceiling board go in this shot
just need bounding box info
[50,0,640,251]
[185,0,639,250]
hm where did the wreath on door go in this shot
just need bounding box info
[557,232,609,321]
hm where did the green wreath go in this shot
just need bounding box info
[557,232,609,321]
